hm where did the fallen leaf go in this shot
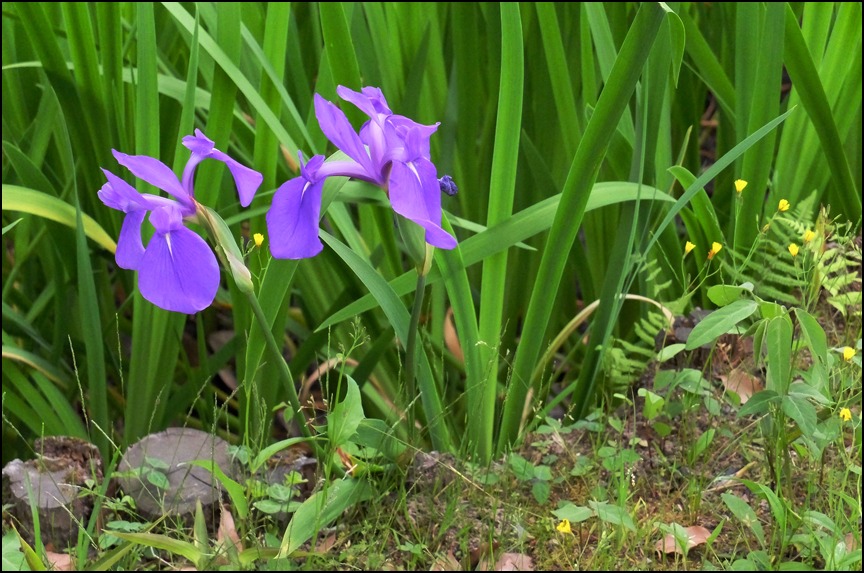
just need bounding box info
[655,525,711,555]
[44,551,74,571]
[722,368,762,404]
[217,505,244,555]
[316,533,338,553]
[430,551,462,571]
[845,532,859,552]
[476,552,534,571]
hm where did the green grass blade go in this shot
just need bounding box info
[474,3,523,461]
[782,3,860,219]
[2,185,117,253]
[499,3,667,451]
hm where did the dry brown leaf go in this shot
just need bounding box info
[722,368,762,403]
[217,505,244,555]
[655,525,711,555]
[316,533,338,553]
[477,552,534,571]
[45,551,74,571]
[430,551,462,571]
[845,532,859,552]
[444,308,464,363]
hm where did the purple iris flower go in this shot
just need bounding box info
[98,129,263,314]
[267,86,457,259]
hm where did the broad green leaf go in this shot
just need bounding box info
[788,381,831,405]
[795,308,828,367]
[781,394,817,438]
[186,460,248,520]
[553,503,594,523]
[278,478,372,558]
[766,315,793,394]
[685,300,759,349]
[721,493,765,546]
[707,283,753,307]
[589,500,636,532]
[328,376,365,449]
[657,343,686,362]
[738,390,780,417]
[637,388,665,420]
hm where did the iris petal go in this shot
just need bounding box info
[137,226,220,314]
[314,94,378,179]
[115,210,147,270]
[210,150,263,207]
[112,150,189,204]
[267,176,325,259]
[388,160,456,249]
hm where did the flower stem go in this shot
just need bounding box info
[404,271,427,440]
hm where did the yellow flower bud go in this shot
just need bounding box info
[734,179,747,194]
[253,233,264,248]
[839,407,852,422]
[843,346,856,362]
[788,243,799,257]
[803,229,815,243]
[556,519,572,534]
[684,241,695,256]
[707,242,723,260]
[778,199,790,212]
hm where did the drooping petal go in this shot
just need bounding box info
[314,93,378,179]
[115,210,147,270]
[266,176,325,259]
[181,129,215,155]
[388,160,456,249]
[208,150,263,207]
[137,225,220,314]
[99,169,174,213]
[336,85,392,119]
[112,150,189,203]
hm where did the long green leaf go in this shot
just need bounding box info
[2,185,116,252]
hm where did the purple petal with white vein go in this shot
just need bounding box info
[388,160,456,249]
[267,176,325,259]
[137,225,220,314]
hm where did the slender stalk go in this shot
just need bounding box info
[404,272,427,440]
[245,290,312,442]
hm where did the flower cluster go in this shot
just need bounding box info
[267,86,457,259]
[100,88,456,314]
[98,130,262,313]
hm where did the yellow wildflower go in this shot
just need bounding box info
[778,199,791,212]
[843,346,856,362]
[839,408,852,422]
[253,233,264,248]
[788,243,799,257]
[684,241,696,256]
[707,242,723,260]
[556,519,572,534]
[803,229,816,243]
[735,179,748,194]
